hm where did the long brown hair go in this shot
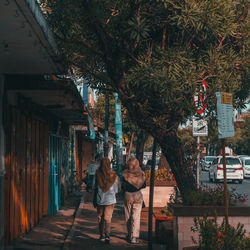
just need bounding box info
[96,158,118,193]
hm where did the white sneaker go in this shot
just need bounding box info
[99,236,105,242]
[130,238,139,244]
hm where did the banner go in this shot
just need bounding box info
[216,92,234,139]
[88,114,96,140]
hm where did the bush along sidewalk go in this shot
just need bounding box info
[182,184,248,206]
[191,215,250,250]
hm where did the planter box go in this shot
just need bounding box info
[154,211,173,246]
[169,204,250,250]
[142,207,174,247]
[146,180,176,186]
[141,186,175,207]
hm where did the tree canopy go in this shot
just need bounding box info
[92,93,136,143]
[41,0,249,196]
[228,114,250,155]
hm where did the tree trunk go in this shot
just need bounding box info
[136,129,148,167]
[157,133,196,197]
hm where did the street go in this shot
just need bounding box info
[200,171,250,206]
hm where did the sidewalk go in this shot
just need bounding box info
[5,191,166,250]
[65,192,166,250]
[5,193,83,250]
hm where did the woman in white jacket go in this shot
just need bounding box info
[94,158,118,244]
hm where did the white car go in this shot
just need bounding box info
[202,156,216,171]
[143,156,148,165]
[209,156,243,184]
[240,157,250,178]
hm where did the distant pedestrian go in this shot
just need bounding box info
[86,154,100,191]
[122,157,146,244]
[93,158,119,244]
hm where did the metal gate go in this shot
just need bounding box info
[4,107,49,244]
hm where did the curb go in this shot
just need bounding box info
[62,194,85,250]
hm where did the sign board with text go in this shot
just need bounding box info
[216,92,234,139]
[192,118,208,136]
[193,80,207,114]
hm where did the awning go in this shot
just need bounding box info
[6,75,88,125]
[0,0,63,74]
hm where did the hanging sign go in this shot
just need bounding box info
[216,92,234,139]
[88,114,96,140]
[193,80,207,114]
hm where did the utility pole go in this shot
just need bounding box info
[196,136,200,188]
[192,80,208,187]
[148,139,157,250]
[192,118,208,187]
[222,138,229,226]
[104,91,109,157]
[216,92,235,228]
[115,93,123,173]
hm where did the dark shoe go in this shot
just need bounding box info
[99,222,105,237]
[99,235,105,242]
[126,235,131,242]
[105,236,110,244]
[130,237,139,244]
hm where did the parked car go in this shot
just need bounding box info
[209,156,243,184]
[240,157,250,178]
[202,156,216,171]
[238,155,248,158]
[143,156,148,165]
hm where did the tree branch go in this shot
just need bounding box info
[72,61,111,85]
[216,36,225,50]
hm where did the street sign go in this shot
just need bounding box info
[193,80,207,114]
[122,147,127,155]
[216,92,234,139]
[192,118,208,136]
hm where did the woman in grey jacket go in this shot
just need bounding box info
[122,158,146,244]
[94,158,118,244]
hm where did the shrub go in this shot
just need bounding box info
[191,216,250,250]
[183,184,248,206]
[161,206,173,216]
[145,168,175,183]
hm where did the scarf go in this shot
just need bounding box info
[96,158,118,193]
[123,158,145,189]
